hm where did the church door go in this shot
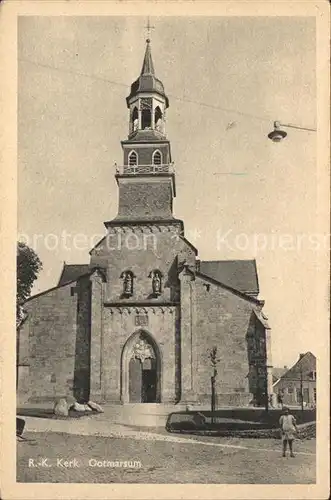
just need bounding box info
[142,358,157,403]
[129,358,142,402]
[128,336,158,403]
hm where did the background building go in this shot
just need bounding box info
[273,352,316,407]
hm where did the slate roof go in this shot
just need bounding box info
[58,264,90,286]
[277,352,316,379]
[141,38,155,75]
[199,259,259,296]
[272,367,288,383]
[122,129,167,143]
[273,352,316,386]
[273,367,288,379]
[25,265,105,304]
[126,40,169,107]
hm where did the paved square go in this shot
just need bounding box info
[17,431,315,484]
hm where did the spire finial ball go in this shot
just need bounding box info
[146,38,150,43]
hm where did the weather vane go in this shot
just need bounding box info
[145,17,155,41]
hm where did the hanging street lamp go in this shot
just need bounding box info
[268,121,316,142]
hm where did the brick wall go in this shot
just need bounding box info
[17,366,30,404]
[193,275,257,406]
[123,144,170,165]
[17,320,29,365]
[17,314,32,403]
[117,179,174,220]
[91,227,196,303]
[18,279,91,403]
[89,272,104,401]
[73,276,92,402]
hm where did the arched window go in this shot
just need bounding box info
[142,109,151,129]
[120,270,135,297]
[141,98,152,129]
[132,107,138,132]
[154,106,163,132]
[152,150,162,166]
[128,150,138,166]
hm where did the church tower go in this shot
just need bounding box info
[115,38,176,222]
[88,38,197,405]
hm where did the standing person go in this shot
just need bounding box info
[279,407,298,457]
[277,392,283,409]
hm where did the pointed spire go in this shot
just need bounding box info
[126,37,169,108]
[141,39,155,75]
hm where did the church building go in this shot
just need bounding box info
[17,39,273,407]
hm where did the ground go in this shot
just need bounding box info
[17,431,316,484]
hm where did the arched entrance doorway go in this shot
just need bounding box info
[121,330,161,403]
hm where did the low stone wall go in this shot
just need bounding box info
[195,408,316,425]
[167,421,316,439]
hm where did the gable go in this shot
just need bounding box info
[275,352,316,384]
[272,367,288,383]
[58,264,90,286]
[24,278,78,308]
[26,265,104,304]
[199,260,259,296]
[195,271,262,306]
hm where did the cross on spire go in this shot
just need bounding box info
[145,17,155,41]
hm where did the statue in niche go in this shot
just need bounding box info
[133,117,138,132]
[151,271,162,295]
[122,271,133,296]
[132,338,155,363]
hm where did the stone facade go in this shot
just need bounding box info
[194,275,255,406]
[116,178,174,221]
[17,39,272,407]
[18,281,79,403]
[122,142,170,166]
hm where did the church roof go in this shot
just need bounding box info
[24,265,106,304]
[126,39,169,107]
[122,129,167,143]
[199,259,259,296]
[141,38,155,75]
[58,264,90,286]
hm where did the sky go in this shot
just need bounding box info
[18,16,320,368]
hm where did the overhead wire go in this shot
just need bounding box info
[18,57,272,124]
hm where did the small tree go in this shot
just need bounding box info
[207,346,220,417]
[16,241,42,326]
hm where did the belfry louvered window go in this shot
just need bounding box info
[152,150,162,165]
[128,151,138,166]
